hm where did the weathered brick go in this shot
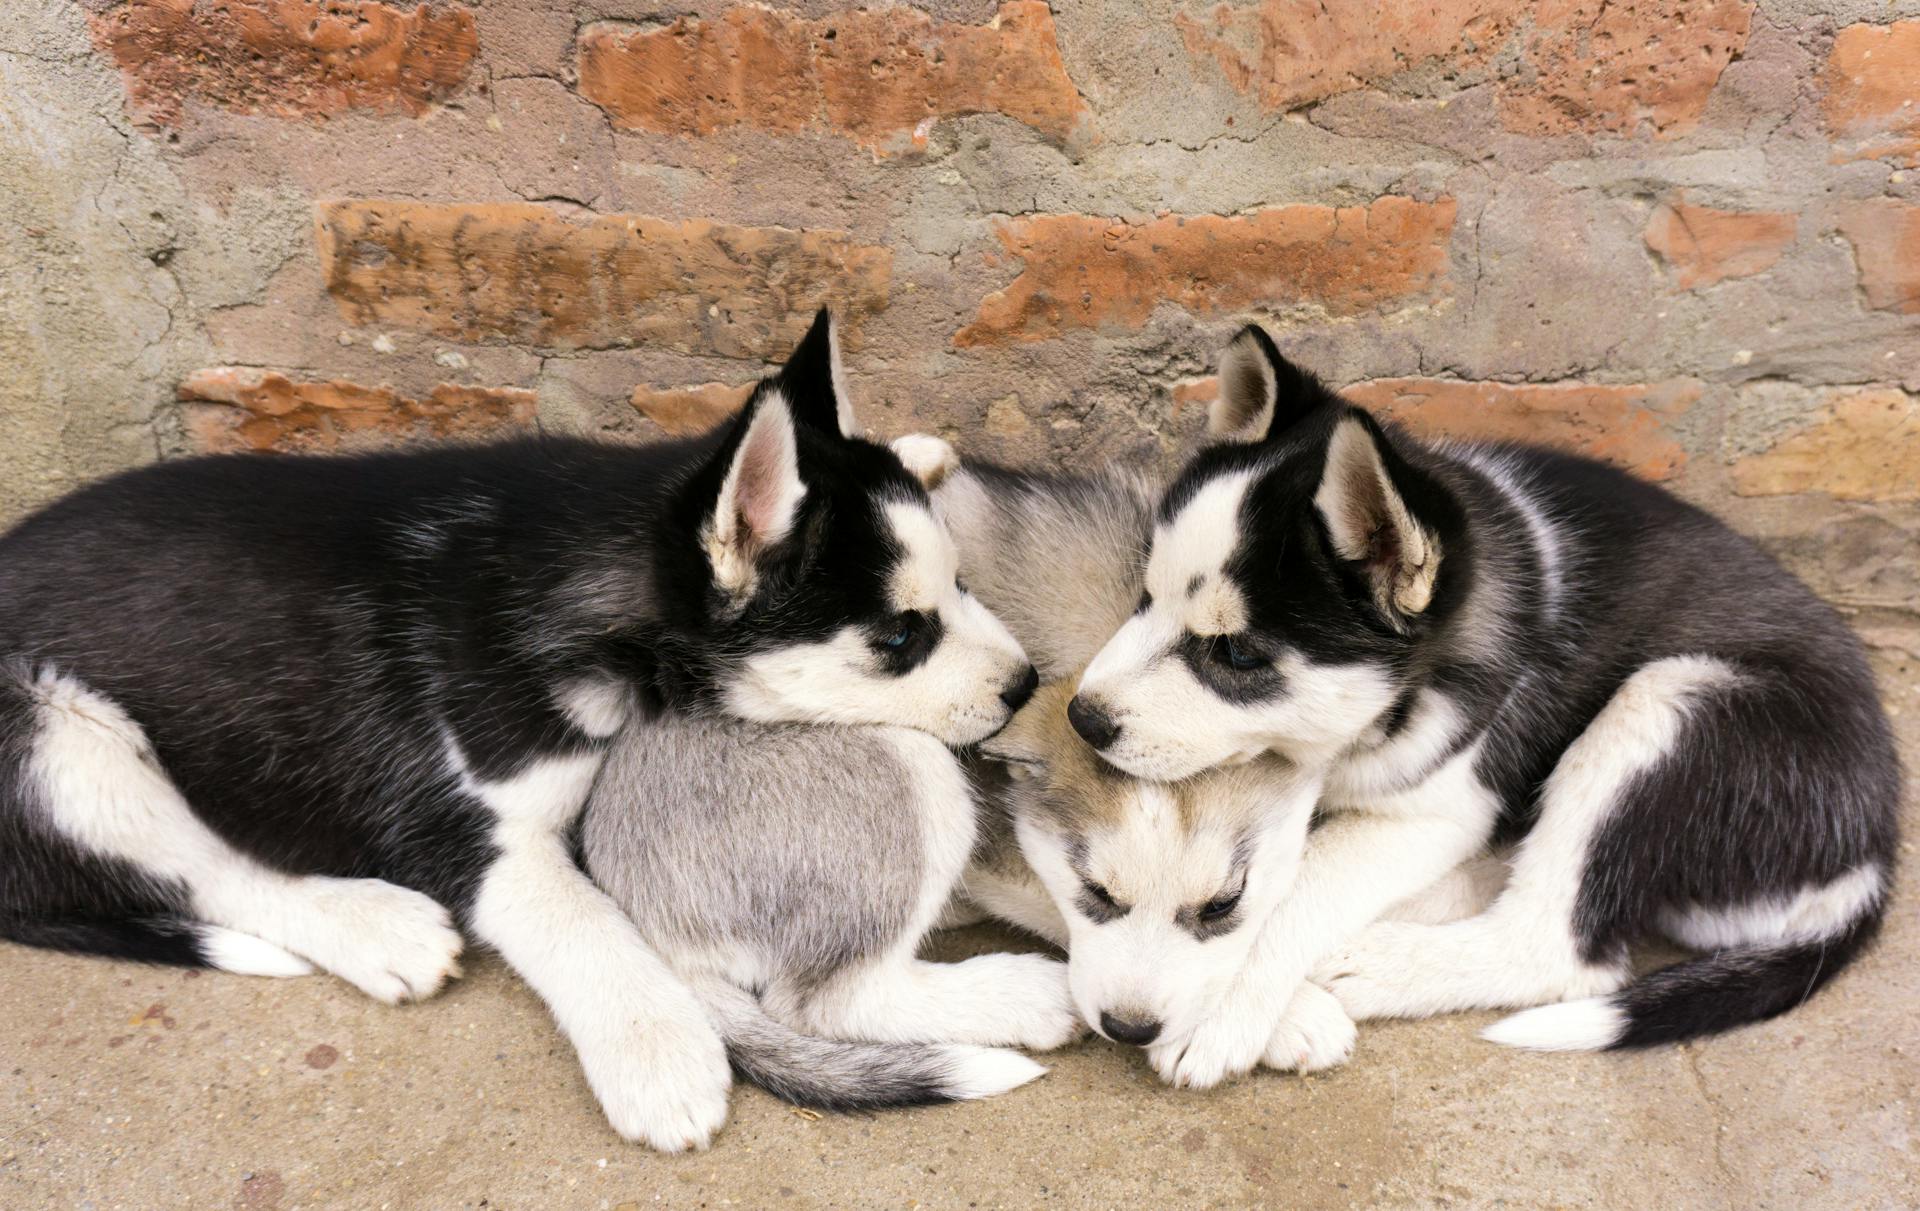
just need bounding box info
[1176,0,1748,137]
[1502,0,1751,138]
[1836,200,1920,315]
[630,382,755,436]
[1824,20,1920,166]
[578,1,1086,153]
[1731,389,1920,503]
[1643,198,1795,290]
[178,368,534,452]
[1176,375,1695,480]
[954,198,1456,346]
[88,0,477,128]
[1343,378,1699,480]
[314,201,892,356]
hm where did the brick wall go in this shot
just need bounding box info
[2,0,1916,631]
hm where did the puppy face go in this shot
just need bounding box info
[1070,328,1457,780]
[989,685,1318,1047]
[693,314,1033,746]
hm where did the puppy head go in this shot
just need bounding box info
[681,311,1033,745]
[1070,325,1464,780]
[986,681,1319,1047]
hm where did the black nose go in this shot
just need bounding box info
[1067,695,1120,750]
[1000,664,1039,713]
[1099,1011,1162,1047]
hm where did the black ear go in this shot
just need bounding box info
[770,308,856,439]
[1313,410,1443,627]
[1209,325,1334,444]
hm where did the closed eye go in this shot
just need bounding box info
[1197,891,1242,922]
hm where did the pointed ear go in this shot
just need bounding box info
[889,433,960,491]
[707,390,808,596]
[1208,325,1334,444]
[1313,411,1443,624]
[981,683,1067,779]
[771,308,857,439]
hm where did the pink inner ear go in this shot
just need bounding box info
[732,414,795,544]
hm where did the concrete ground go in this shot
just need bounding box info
[5,644,1917,1211]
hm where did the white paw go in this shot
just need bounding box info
[972,953,1086,1050]
[295,878,466,1005]
[1263,983,1356,1073]
[1146,999,1274,1090]
[580,1008,732,1152]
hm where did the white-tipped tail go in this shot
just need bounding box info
[936,1046,1047,1100]
[200,927,315,978]
[1482,997,1626,1051]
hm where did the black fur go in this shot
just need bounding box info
[1169,332,1900,1046]
[0,310,931,957]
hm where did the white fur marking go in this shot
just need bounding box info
[1321,657,1740,1021]
[1456,447,1563,620]
[28,670,462,1003]
[557,677,630,740]
[199,928,315,978]
[1482,997,1627,1050]
[1661,864,1884,951]
[890,434,960,491]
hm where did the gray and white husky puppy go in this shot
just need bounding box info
[1068,325,1901,1087]
[580,436,1435,1138]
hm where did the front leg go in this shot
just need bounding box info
[1150,753,1498,1088]
[457,744,732,1152]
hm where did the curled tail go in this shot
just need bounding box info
[689,976,1045,1112]
[1484,914,1883,1052]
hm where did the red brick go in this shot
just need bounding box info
[1176,0,1748,137]
[1731,389,1920,503]
[630,382,755,436]
[1824,20,1920,166]
[314,201,892,357]
[954,198,1456,347]
[88,0,477,129]
[1344,378,1699,480]
[179,368,535,452]
[1174,376,1696,481]
[578,1,1086,153]
[1837,200,1920,315]
[1644,198,1796,290]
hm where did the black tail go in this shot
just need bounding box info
[1484,913,1884,1052]
[0,915,210,968]
[691,976,1044,1112]
[1609,915,1882,1049]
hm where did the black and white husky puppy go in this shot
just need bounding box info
[0,311,1035,1149]
[1068,325,1900,1086]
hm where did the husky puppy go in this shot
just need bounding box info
[0,311,1035,1149]
[933,451,1485,1075]
[582,712,1079,1122]
[1069,325,1900,1086]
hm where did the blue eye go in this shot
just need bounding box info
[1219,636,1266,671]
[881,613,921,650]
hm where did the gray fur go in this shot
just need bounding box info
[934,463,1155,681]
[586,715,921,989]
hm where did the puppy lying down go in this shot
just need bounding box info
[581,710,1082,1113]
